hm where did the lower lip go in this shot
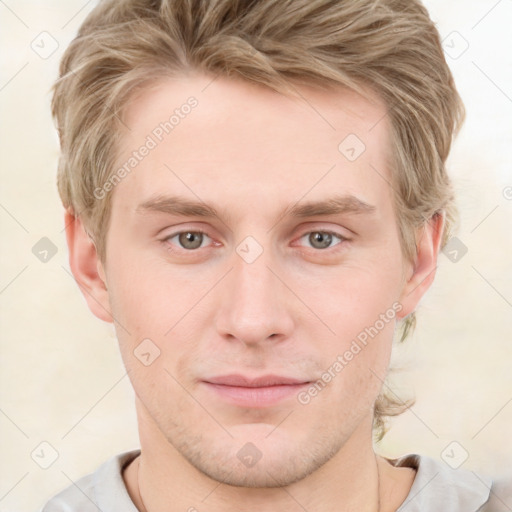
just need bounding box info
[203,382,310,407]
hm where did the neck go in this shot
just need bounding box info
[123,402,415,512]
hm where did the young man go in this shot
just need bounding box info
[41,0,508,510]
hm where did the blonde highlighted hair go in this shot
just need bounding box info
[51,0,465,439]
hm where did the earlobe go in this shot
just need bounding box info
[396,212,445,320]
[64,209,113,323]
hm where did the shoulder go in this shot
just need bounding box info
[38,449,140,512]
[478,473,512,512]
[389,453,507,512]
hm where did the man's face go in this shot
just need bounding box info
[98,73,414,486]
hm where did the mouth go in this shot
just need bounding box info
[201,374,312,408]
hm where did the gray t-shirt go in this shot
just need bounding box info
[38,449,509,511]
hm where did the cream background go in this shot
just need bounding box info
[0,1,511,510]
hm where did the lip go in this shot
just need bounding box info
[202,374,311,408]
[205,374,309,387]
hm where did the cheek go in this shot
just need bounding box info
[106,255,188,336]
[306,318,395,421]
[105,258,208,387]
[298,259,402,397]
[307,261,404,341]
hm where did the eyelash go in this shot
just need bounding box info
[162,229,348,253]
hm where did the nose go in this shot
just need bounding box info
[214,244,295,346]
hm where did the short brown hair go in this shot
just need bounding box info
[51,0,465,439]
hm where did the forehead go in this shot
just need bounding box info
[121,73,388,148]
[112,72,392,218]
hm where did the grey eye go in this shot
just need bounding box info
[299,231,345,250]
[308,232,334,249]
[176,231,206,250]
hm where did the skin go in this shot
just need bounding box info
[65,71,444,512]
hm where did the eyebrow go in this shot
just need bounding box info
[135,194,376,223]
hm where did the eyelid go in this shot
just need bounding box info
[163,227,210,238]
[297,227,348,239]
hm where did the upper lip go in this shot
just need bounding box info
[204,374,310,388]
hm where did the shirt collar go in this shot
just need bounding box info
[392,453,492,511]
[98,450,493,511]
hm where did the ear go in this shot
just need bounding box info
[64,209,113,323]
[396,212,445,320]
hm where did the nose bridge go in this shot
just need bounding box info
[234,248,274,309]
[215,239,293,344]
